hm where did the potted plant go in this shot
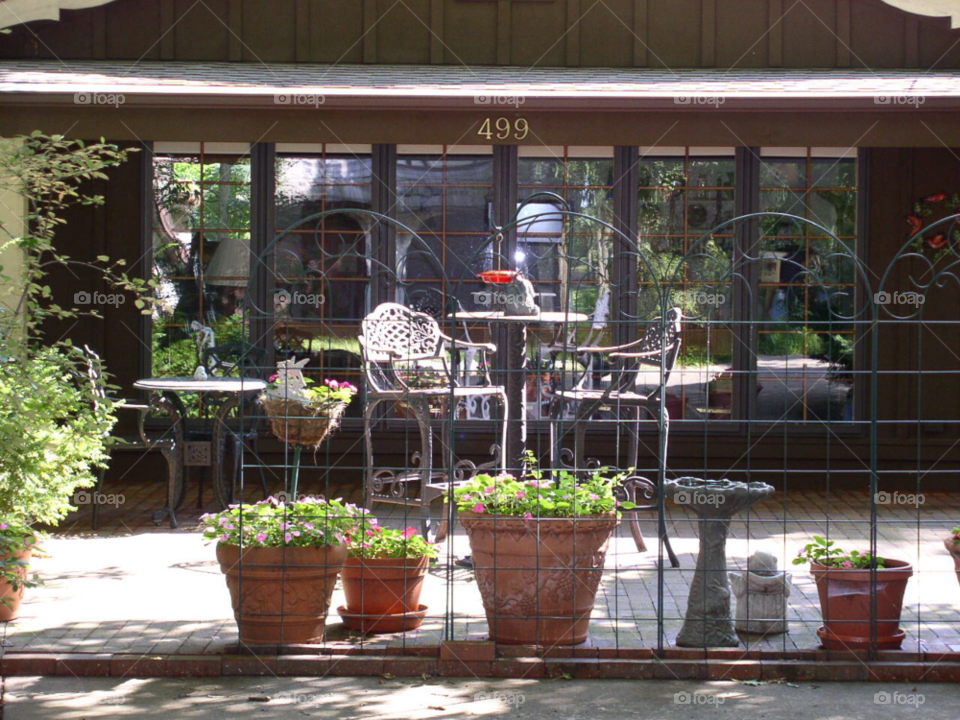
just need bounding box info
[338,520,437,633]
[0,522,38,621]
[525,358,553,403]
[201,496,362,644]
[944,525,960,586]
[454,455,634,645]
[260,360,358,448]
[793,535,913,650]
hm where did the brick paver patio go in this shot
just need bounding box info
[5,480,959,660]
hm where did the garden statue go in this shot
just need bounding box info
[266,357,311,403]
[729,550,792,635]
[672,478,776,647]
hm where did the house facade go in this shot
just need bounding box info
[1,0,958,489]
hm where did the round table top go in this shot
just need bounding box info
[450,310,589,324]
[134,377,267,393]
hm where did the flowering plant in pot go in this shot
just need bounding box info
[793,535,913,650]
[454,454,633,645]
[0,521,39,622]
[944,525,960,586]
[201,496,362,644]
[338,520,437,633]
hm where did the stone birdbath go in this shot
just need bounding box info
[671,478,775,648]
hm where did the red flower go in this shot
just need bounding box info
[400,527,418,539]
[927,233,948,250]
[907,215,924,235]
[925,193,947,203]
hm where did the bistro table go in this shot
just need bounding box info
[134,376,267,528]
[449,310,589,470]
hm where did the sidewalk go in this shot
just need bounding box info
[5,676,955,719]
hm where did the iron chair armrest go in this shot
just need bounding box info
[578,336,657,354]
[437,331,497,354]
[609,347,674,359]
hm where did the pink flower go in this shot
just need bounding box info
[485,487,495,494]
[516,490,526,499]
[268,374,279,382]
[292,530,301,537]
[523,512,533,520]
[401,527,418,539]
[472,502,486,514]
[365,529,376,537]
[304,522,314,530]
[327,379,340,388]
[842,560,852,569]
[284,532,293,543]
[589,493,599,500]
[1,523,9,530]
[255,532,267,543]
[221,533,229,541]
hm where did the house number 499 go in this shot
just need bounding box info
[478,118,530,140]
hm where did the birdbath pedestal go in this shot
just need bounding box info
[672,478,775,648]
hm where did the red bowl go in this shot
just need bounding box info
[478,270,517,284]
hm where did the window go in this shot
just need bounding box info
[150,142,251,380]
[637,147,737,422]
[756,148,858,423]
[273,143,373,415]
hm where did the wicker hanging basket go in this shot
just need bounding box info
[260,395,348,448]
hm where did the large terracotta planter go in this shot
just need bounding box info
[0,546,33,622]
[459,512,618,645]
[811,559,913,650]
[945,539,960,586]
[216,543,346,644]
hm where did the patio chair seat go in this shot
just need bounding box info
[554,388,656,404]
[386,386,506,398]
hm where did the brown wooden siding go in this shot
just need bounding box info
[2,0,959,69]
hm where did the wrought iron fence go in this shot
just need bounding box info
[221,201,960,662]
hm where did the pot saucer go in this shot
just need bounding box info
[338,604,428,633]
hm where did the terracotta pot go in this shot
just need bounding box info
[0,546,33,622]
[458,512,618,645]
[944,539,960,585]
[338,604,428,633]
[341,555,429,616]
[811,559,913,650]
[216,543,347,644]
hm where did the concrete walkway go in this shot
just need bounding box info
[4,676,953,719]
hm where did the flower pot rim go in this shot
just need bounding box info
[457,511,618,521]
[810,558,913,577]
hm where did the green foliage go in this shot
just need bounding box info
[0,134,152,526]
[345,522,437,559]
[792,535,884,569]
[0,346,116,524]
[200,496,363,547]
[950,525,960,543]
[758,328,825,357]
[454,451,634,518]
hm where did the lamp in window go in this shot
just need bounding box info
[205,235,251,287]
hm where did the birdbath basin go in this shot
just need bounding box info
[671,478,775,648]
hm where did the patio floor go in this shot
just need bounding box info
[5,479,960,658]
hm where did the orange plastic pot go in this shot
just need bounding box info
[0,545,32,622]
[459,512,618,645]
[216,543,346,644]
[340,555,429,616]
[811,559,913,650]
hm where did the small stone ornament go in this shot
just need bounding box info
[265,356,311,404]
[729,550,792,635]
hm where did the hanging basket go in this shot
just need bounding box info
[260,395,347,448]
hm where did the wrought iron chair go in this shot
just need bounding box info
[360,302,508,538]
[82,346,183,530]
[549,308,683,567]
